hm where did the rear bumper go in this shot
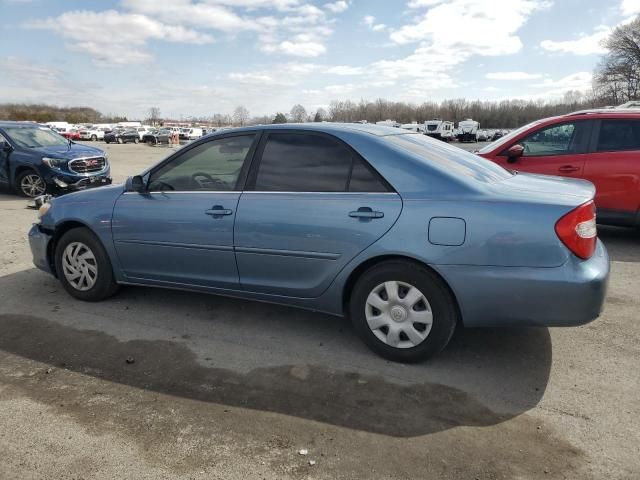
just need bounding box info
[437,239,610,327]
[28,224,53,274]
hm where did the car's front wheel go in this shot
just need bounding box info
[349,260,458,363]
[54,227,119,301]
[16,170,47,197]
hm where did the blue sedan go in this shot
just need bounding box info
[28,123,609,362]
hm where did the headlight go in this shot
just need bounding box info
[37,202,51,219]
[42,157,65,169]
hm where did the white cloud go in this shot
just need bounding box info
[540,27,609,55]
[531,72,593,94]
[324,1,349,13]
[27,10,214,65]
[326,65,365,75]
[486,71,543,80]
[621,0,640,16]
[362,14,386,32]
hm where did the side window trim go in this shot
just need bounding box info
[146,131,262,192]
[244,129,394,193]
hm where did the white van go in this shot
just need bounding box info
[187,128,203,140]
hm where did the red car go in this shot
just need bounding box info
[477,110,640,227]
[57,128,81,141]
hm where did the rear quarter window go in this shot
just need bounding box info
[386,134,513,183]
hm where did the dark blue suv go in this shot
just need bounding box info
[0,122,111,197]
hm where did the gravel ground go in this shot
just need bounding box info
[0,140,638,479]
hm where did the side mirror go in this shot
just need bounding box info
[125,175,145,193]
[506,144,524,163]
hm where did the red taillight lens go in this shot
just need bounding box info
[555,201,597,260]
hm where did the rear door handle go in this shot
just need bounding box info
[558,165,579,173]
[349,207,384,219]
[205,205,233,217]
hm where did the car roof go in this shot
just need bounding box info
[0,121,42,128]
[214,122,413,137]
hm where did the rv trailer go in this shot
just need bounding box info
[457,119,480,142]
[424,119,455,141]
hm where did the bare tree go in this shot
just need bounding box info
[290,104,307,123]
[594,16,640,104]
[233,105,249,126]
[148,107,161,126]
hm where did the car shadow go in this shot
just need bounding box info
[598,225,640,263]
[0,268,552,438]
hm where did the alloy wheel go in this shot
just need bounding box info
[365,281,433,349]
[20,174,46,197]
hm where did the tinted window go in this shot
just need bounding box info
[520,121,590,156]
[254,133,353,192]
[597,119,640,152]
[148,135,255,191]
[348,157,388,192]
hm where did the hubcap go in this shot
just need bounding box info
[21,174,46,197]
[365,281,433,349]
[61,242,98,291]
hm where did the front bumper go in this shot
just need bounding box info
[28,224,53,274]
[437,239,610,328]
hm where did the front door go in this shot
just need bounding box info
[497,120,592,178]
[112,133,258,288]
[235,131,402,298]
[0,132,10,185]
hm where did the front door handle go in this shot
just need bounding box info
[205,205,233,217]
[349,207,384,219]
[558,165,579,173]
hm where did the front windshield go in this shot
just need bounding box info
[477,119,547,154]
[3,126,69,148]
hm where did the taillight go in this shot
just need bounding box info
[555,201,597,260]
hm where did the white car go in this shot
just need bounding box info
[135,126,152,140]
[79,126,110,141]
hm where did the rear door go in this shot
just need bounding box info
[234,131,402,298]
[496,120,592,178]
[0,131,9,185]
[583,118,640,221]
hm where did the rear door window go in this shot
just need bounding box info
[596,119,640,152]
[252,132,388,192]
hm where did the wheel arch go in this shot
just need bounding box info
[46,220,96,277]
[341,254,464,326]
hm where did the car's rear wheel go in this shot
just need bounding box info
[349,260,458,362]
[54,227,119,301]
[16,170,47,197]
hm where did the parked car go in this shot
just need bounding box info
[477,109,640,227]
[491,130,504,141]
[57,128,81,141]
[28,124,609,362]
[457,119,480,142]
[0,121,111,197]
[135,126,152,140]
[142,129,171,145]
[104,129,140,144]
[79,126,111,141]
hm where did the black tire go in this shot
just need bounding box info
[349,260,458,363]
[147,139,154,146]
[105,140,111,144]
[54,227,119,302]
[15,169,47,198]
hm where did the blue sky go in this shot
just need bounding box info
[1,0,638,119]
